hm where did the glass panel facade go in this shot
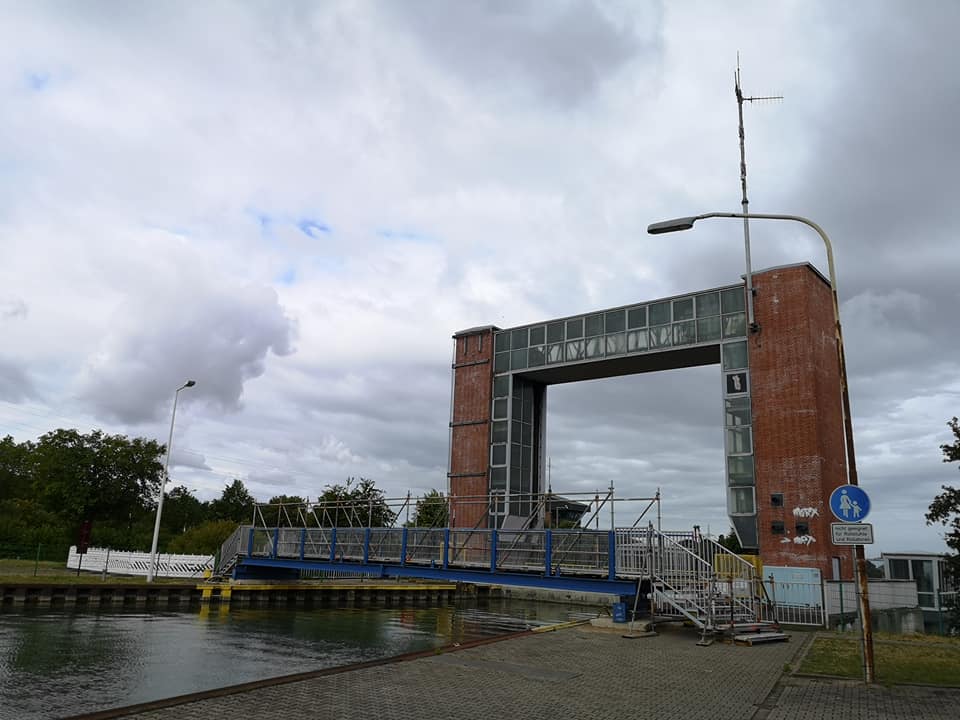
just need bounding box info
[606,332,626,355]
[585,337,603,358]
[723,312,747,338]
[722,341,748,370]
[673,297,694,321]
[649,301,671,326]
[729,487,755,515]
[696,292,720,317]
[727,455,755,485]
[627,306,647,329]
[721,287,745,313]
[725,397,751,426]
[584,314,604,337]
[727,427,753,455]
[491,283,744,376]
[649,325,671,348]
[547,322,564,343]
[528,346,545,366]
[673,320,696,346]
[627,330,647,352]
[605,309,625,333]
[697,316,721,342]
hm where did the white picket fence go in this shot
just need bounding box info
[66,546,214,578]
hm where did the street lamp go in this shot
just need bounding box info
[147,379,196,583]
[648,211,875,682]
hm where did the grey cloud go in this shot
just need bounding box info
[387,0,662,107]
[169,447,211,471]
[0,357,37,402]
[78,282,295,424]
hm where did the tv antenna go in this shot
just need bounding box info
[735,55,782,333]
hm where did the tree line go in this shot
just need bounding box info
[0,428,446,560]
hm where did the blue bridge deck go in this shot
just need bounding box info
[220,526,649,595]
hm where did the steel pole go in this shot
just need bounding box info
[148,382,193,582]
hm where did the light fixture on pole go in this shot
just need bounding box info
[147,379,196,583]
[647,211,875,682]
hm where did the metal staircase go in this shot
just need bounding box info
[617,526,785,642]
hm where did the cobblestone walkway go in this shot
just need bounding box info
[94,626,959,720]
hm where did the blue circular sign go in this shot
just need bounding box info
[829,484,871,522]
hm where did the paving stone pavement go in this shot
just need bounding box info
[119,626,959,720]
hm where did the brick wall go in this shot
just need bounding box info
[449,328,495,528]
[750,264,851,579]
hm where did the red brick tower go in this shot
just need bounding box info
[447,326,497,528]
[749,264,851,578]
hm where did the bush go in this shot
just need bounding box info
[167,520,238,555]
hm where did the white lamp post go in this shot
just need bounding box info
[648,211,875,682]
[147,379,196,582]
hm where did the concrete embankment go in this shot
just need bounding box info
[0,579,459,610]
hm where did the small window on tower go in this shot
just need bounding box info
[771,521,785,535]
[795,522,809,535]
[770,493,784,508]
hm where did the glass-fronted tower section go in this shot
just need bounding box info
[490,284,758,545]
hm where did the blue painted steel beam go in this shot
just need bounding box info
[236,556,637,595]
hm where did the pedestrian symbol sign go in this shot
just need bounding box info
[829,484,871,523]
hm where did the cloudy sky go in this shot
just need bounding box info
[1,1,958,554]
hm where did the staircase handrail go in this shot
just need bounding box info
[216,524,249,574]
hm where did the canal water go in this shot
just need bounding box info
[0,599,597,719]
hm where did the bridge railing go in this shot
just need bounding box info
[219,525,628,580]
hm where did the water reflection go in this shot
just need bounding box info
[0,599,595,720]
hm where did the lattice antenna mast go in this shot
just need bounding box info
[735,57,782,332]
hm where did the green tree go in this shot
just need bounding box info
[30,429,165,524]
[717,528,744,554]
[316,477,395,527]
[208,479,256,523]
[926,417,960,631]
[162,486,207,534]
[0,435,32,502]
[411,490,448,527]
[167,519,238,555]
[267,495,309,526]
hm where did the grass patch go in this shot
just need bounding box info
[0,559,189,585]
[800,633,960,686]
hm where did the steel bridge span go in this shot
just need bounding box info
[219,525,643,595]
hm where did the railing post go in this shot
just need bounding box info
[490,529,498,573]
[443,528,450,570]
[329,528,337,563]
[608,531,616,580]
[401,527,408,566]
[247,527,255,557]
[363,528,371,564]
[271,528,279,559]
[545,530,553,577]
[299,528,306,561]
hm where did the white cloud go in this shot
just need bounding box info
[0,1,957,556]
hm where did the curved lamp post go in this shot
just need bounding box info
[147,380,196,582]
[648,212,874,682]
